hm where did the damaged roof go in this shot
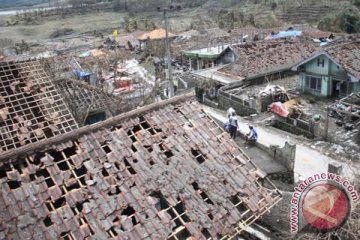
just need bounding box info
[0,93,281,240]
[220,40,319,79]
[0,59,78,153]
[53,78,124,126]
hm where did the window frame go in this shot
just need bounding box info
[317,58,325,68]
[305,75,322,92]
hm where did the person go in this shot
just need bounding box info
[229,112,239,139]
[245,125,258,145]
[227,107,236,118]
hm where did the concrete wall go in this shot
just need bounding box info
[204,98,219,109]
[272,115,315,138]
[253,138,296,184]
[269,141,296,172]
[217,90,257,116]
[218,70,296,114]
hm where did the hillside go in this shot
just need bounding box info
[0,0,359,49]
[0,0,50,9]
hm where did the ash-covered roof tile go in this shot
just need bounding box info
[0,59,78,153]
[324,39,360,80]
[0,94,281,239]
[221,39,319,79]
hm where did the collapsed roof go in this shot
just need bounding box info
[53,78,123,126]
[0,93,281,239]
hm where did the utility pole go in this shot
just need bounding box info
[163,9,174,98]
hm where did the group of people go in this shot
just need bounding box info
[224,107,258,145]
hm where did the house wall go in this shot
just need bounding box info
[353,82,360,92]
[299,73,330,97]
[329,61,348,77]
[298,55,360,97]
[303,56,330,76]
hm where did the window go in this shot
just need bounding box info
[317,58,325,67]
[305,75,322,92]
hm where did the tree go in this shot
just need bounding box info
[318,15,338,32]
[339,8,360,33]
[318,7,360,33]
[353,0,360,7]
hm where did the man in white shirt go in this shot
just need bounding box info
[229,112,239,139]
[227,107,236,118]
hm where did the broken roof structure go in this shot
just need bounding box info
[53,78,124,126]
[0,93,281,239]
[0,59,78,152]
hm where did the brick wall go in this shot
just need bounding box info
[272,116,314,138]
[269,142,296,173]
[217,90,258,116]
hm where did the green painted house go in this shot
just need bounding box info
[182,45,234,70]
[292,41,360,98]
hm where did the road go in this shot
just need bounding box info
[204,107,356,183]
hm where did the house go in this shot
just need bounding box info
[191,39,318,83]
[292,40,360,97]
[193,40,319,115]
[181,44,235,71]
[180,28,235,71]
[0,93,281,239]
[43,57,128,126]
[223,40,319,82]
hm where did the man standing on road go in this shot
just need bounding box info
[229,112,239,140]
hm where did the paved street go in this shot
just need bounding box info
[204,107,356,182]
